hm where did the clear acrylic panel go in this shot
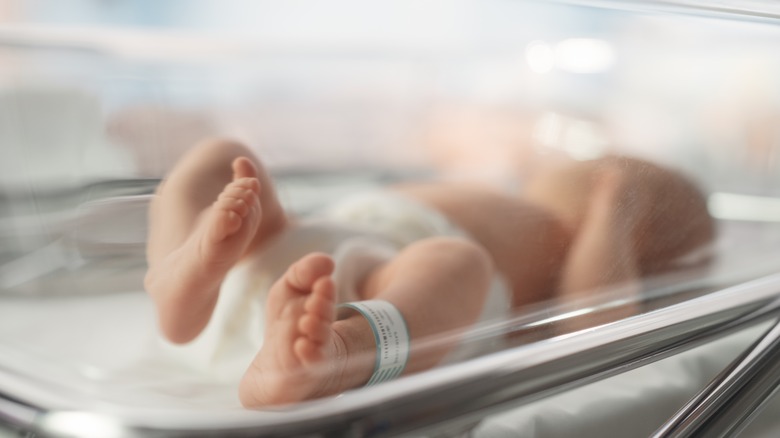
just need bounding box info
[1,0,780,436]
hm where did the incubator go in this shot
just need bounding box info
[1,0,780,436]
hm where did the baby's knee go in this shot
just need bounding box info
[166,138,260,189]
[189,137,254,163]
[417,237,493,284]
[446,238,492,274]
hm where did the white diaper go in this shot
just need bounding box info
[158,191,511,382]
[323,192,512,344]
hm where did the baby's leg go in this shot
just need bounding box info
[145,139,287,344]
[239,237,491,407]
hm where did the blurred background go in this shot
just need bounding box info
[1,0,778,182]
[0,0,779,292]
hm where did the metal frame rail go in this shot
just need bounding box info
[558,0,780,24]
[0,273,777,437]
[655,316,780,437]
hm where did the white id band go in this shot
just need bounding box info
[338,300,410,386]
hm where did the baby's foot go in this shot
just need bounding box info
[145,157,262,343]
[196,157,262,269]
[239,253,344,406]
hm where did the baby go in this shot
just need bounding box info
[144,138,714,407]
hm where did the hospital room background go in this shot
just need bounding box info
[1,0,780,437]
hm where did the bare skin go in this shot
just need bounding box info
[145,138,714,407]
[145,159,262,342]
[240,252,344,405]
[146,139,491,406]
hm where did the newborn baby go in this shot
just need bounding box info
[144,139,714,407]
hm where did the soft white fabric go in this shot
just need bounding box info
[159,191,511,382]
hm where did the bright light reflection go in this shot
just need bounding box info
[526,40,554,74]
[40,412,124,438]
[555,38,615,74]
[561,120,608,160]
[525,38,615,75]
[709,192,780,222]
[533,112,563,150]
[533,112,608,160]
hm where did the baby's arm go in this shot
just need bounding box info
[558,169,641,327]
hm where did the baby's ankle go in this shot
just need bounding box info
[331,317,376,391]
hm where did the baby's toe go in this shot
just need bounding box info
[285,254,335,292]
[298,314,330,344]
[232,157,259,180]
[305,278,335,320]
[232,177,261,194]
[216,195,249,217]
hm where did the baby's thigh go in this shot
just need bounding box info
[359,237,492,300]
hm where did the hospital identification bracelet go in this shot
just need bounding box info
[338,300,410,385]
